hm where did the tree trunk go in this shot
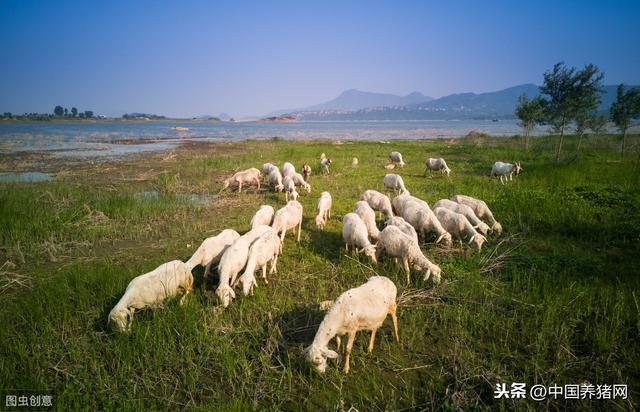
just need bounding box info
[577,133,583,151]
[524,128,529,151]
[621,129,627,158]
[555,124,565,162]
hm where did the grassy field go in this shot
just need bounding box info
[1,134,639,410]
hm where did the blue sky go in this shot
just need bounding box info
[1,0,639,118]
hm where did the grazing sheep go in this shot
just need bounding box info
[391,194,429,216]
[215,225,274,307]
[433,199,491,236]
[321,157,332,174]
[385,216,419,245]
[304,276,398,374]
[434,207,487,252]
[383,174,410,196]
[250,205,275,230]
[302,163,311,181]
[451,194,503,235]
[186,229,241,278]
[221,168,261,193]
[315,191,333,229]
[238,230,281,296]
[490,161,522,184]
[342,213,377,263]
[398,200,453,247]
[352,157,358,168]
[262,162,278,177]
[376,226,441,284]
[388,151,405,168]
[281,162,296,179]
[272,200,303,246]
[424,158,451,177]
[354,201,380,241]
[267,169,284,192]
[108,260,193,332]
[283,176,299,201]
[291,172,311,193]
[360,190,394,219]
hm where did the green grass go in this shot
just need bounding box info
[1,134,639,410]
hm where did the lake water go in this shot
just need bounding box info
[0,119,538,157]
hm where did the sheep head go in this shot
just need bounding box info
[215,283,236,307]
[108,307,131,332]
[514,161,522,175]
[435,232,453,247]
[475,221,491,236]
[304,344,339,373]
[422,263,442,284]
[275,183,284,192]
[239,272,258,296]
[359,244,378,264]
[469,233,487,252]
[315,214,325,229]
[492,222,503,235]
[443,167,451,177]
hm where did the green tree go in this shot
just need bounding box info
[63,108,68,116]
[84,110,93,118]
[610,84,640,157]
[515,93,546,151]
[539,62,604,161]
[54,105,64,116]
[71,107,78,117]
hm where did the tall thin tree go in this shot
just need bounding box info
[610,84,640,157]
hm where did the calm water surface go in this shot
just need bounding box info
[0,119,539,157]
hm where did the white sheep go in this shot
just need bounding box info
[108,260,193,332]
[451,194,503,234]
[433,199,491,236]
[320,152,326,161]
[433,207,487,252]
[376,225,441,284]
[388,151,405,168]
[353,200,380,241]
[352,157,358,168]
[221,168,261,193]
[490,161,522,184]
[321,157,332,174]
[215,225,274,307]
[186,229,241,278]
[398,200,453,247]
[391,194,429,216]
[424,158,451,177]
[315,191,333,229]
[281,162,296,179]
[238,230,281,296]
[302,163,311,181]
[283,175,298,202]
[383,174,410,196]
[360,189,394,219]
[262,162,278,177]
[250,205,275,230]
[342,213,377,263]
[272,200,303,246]
[304,276,398,374]
[267,169,284,192]
[291,172,311,193]
[384,216,419,245]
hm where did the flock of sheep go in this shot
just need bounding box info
[108,151,522,374]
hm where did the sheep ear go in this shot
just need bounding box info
[435,234,445,244]
[356,248,363,254]
[468,236,475,245]
[322,348,339,359]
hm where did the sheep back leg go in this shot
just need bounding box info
[297,219,302,242]
[390,305,399,342]
[368,328,377,353]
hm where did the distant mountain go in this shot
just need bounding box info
[283,84,629,121]
[193,113,231,121]
[268,89,432,116]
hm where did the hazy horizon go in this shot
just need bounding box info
[1,0,639,118]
